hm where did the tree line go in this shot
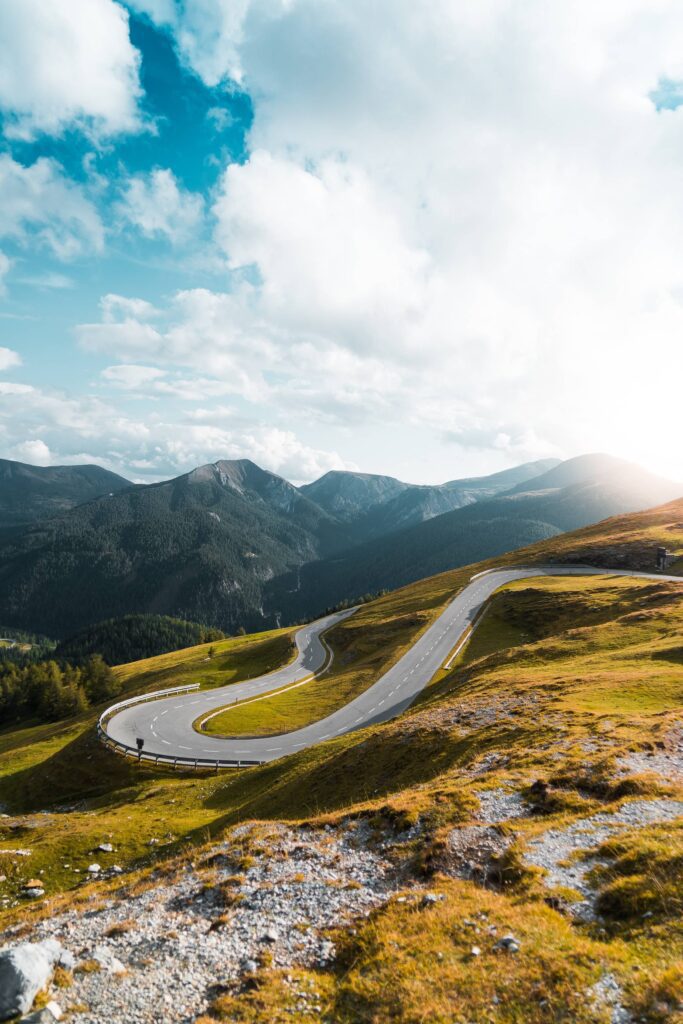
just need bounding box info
[55,613,226,667]
[0,655,121,726]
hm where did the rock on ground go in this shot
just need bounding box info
[0,938,62,1020]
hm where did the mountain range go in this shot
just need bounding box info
[0,452,678,637]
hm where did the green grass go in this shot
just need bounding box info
[457,606,528,667]
[590,821,683,928]
[114,628,296,695]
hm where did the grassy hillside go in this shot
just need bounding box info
[1,498,682,1022]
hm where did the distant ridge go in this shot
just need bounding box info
[301,458,560,540]
[272,454,682,616]
[0,458,131,529]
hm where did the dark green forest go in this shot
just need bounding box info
[56,614,225,666]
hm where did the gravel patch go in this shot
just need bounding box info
[1,822,400,1024]
[475,788,528,824]
[617,750,683,781]
[524,798,683,920]
[439,825,512,883]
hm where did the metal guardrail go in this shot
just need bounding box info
[97,683,265,771]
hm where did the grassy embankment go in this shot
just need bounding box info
[1,498,682,1021]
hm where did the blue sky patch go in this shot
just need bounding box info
[649,77,683,112]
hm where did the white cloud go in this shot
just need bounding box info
[0,347,21,372]
[0,0,142,139]
[0,156,104,259]
[100,294,160,322]
[0,378,353,483]
[18,271,74,289]
[11,439,52,466]
[117,169,204,244]
[101,364,168,389]
[213,151,429,354]
[129,0,251,86]
[78,287,273,403]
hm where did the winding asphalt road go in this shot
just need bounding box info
[104,565,682,764]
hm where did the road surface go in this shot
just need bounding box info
[104,565,682,764]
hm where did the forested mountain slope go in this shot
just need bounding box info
[0,459,347,636]
[0,457,130,529]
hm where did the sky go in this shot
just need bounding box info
[1,1,683,486]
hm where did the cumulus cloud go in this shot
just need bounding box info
[0,156,104,259]
[11,439,52,466]
[213,152,429,354]
[100,294,160,322]
[0,346,21,371]
[0,0,142,139]
[129,0,250,85]
[79,287,273,403]
[117,169,204,244]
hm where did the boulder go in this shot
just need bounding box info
[0,938,61,1020]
